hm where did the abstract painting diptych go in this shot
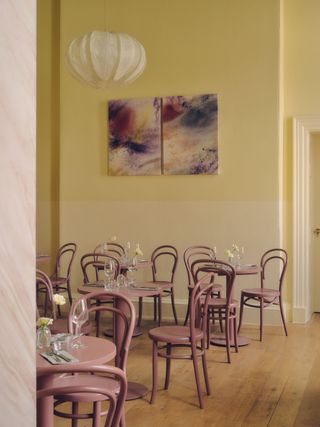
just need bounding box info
[108,94,218,176]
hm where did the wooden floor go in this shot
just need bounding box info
[55,314,320,427]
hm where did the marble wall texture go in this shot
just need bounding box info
[0,1,36,425]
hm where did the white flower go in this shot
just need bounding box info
[53,294,66,306]
[134,244,143,257]
[110,235,117,241]
[37,317,53,328]
[231,243,239,253]
[225,249,234,258]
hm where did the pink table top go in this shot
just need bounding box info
[78,283,163,298]
[37,335,116,377]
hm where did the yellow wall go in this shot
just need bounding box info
[36,0,60,271]
[38,0,286,321]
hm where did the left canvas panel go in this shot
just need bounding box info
[108,97,162,175]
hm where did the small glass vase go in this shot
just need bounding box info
[36,326,52,349]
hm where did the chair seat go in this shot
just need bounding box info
[49,374,119,403]
[149,325,203,343]
[207,297,238,308]
[50,276,68,286]
[242,288,280,298]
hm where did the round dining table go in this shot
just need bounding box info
[78,284,163,401]
[209,264,261,347]
[37,335,116,427]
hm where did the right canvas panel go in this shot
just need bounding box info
[162,94,218,175]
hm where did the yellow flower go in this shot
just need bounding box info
[225,249,234,258]
[231,243,239,253]
[134,244,143,257]
[110,235,117,241]
[37,317,53,328]
[53,294,66,306]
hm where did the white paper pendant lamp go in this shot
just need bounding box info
[67,31,146,88]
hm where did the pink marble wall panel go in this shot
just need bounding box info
[0,1,36,425]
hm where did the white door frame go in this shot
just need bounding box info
[292,115,320,323]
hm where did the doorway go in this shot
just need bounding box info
[310,133,320,312]
[292,116,320,323]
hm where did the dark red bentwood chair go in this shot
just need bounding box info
[80,252,120,336]
[148,274,214,409]
[53,291,135,426]
[50,243,77,313]
[38,364,127,427]
[137,245,178,327]
[191,259,238,363]
[183,246,223,326]
[238,248,288,341]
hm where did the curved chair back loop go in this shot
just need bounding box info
[53,243,77,280]
[36,269,57,320]
[80,253,120,283]
[184,246,216,287]
[94,242,125,260]
[37,364,127,427]
[151,245,178,282]
[190,275,214,342]
[69,291,135,371]
[260,248,288,290]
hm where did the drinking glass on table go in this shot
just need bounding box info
[126,257,137,286]
[239,246,245,264]
[104,259,115,289]
[71,298,89,349]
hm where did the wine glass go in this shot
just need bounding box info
[104,259,115,288]
[239,246,245,264]
[126,257,136,287]
[71,298,89,349]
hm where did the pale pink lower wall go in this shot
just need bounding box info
[0,1,36,425]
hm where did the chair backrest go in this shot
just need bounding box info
[36,269,57,320]
[81,253,121,283]
[260,248,288,291]
[37,364,127,427]
[184,246,216,287]
[53,243,77,279]
[94,242,125,259]
[151,245,178,283]
[189,274,215,345]
[69,291,135,371]
[191,259,236,307]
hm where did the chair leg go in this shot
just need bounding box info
[279,296,288,336]
[237,293,245,333]
[153,296,157,322]
[96,310,100,337]
[201,352,211,396]
[233,315,238,353]
[191,343,204,409]
[93,401,101,427]
[225,315,231,364]
[171,292,178,325]
[183,290,192,326]
[67,279,73,306]
[164,344,172,389]
[71,402,79,427]
[150,340,158,404]
[137,297,143,327]
[158,296,162,326]
[259,298,264,341]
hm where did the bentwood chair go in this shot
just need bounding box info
[50,243,77,313]
[191,259,238,363]
[80,253,120,336]
[94,242,125,259]
[138,245,178,327]
[38,364,127,427]
[183,246,223,326]
[53,291,135,426]
[238,248,288,341]
[36,269,91,336]
[149,274,214,409]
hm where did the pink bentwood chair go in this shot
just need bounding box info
[238,248,288,341]
[183,246,223,326]
[38,364,127,427]
[50,243,77,314]
[36,269,91,336]
[148,274,214,409]
[53,292,135,426]
[137,245,178,327]
[191,259,238,363]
